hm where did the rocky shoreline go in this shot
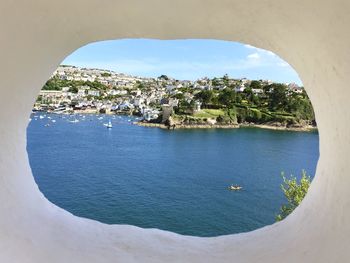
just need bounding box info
[135,121,317,132]
[240,123,317,132]
[135,122,240,129]
[36,110,317,132]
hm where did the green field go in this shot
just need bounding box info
[193,109,226,118]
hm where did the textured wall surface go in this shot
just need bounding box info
[0,0,349,262]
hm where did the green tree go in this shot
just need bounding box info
[212,78,221,87]
[68,86,78,93]
[85,81,108,90]
[173,93,185,100]
[276,170,311,221]
[250,80,262,90]
[42,76,66,91]
[101,72,111,77]
[287,93,315,121]
[194,90,214,107]
[269,83,288,111]
[158,75,169,80]
[223,74,229,85]
[178,99,194,114]
[243,87,259,105]
[218,89,236,108]
[134,80,145,90]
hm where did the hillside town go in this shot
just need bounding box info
[36,65,310,128]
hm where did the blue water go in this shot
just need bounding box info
[27,113,319,237]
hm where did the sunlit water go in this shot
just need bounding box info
[27,113,319,237]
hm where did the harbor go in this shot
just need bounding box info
[27,113,319,236]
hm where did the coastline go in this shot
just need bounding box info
[135,121,317,132]
[34,109,133,116]
[239,123,317,132]
[35,111,317,132]
[135,122,239,129]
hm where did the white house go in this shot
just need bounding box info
[87,89,100,97]
[252,88,263,95]
[235,84,246,92]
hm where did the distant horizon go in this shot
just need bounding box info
[62,39,302,85]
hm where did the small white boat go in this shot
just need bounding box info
[39,115,45,119]
[69,119,79,123]
[104,120,113,129]
[51,120,56,123]
[228,185,243,191]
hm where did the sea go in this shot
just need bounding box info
[27,113,319,237]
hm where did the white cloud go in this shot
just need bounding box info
[277,61,289,67]
[266,50,275,56]
[243,45,293,70]
[244,44,256,49]
[247,53,261,60]
[244,44,277,57]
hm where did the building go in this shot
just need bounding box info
[161,104,173,123]
[87,89,100,97]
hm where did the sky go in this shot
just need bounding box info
[63,39,302,85]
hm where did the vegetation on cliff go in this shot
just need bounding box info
[276,170,311,221]
[173,82,315,128]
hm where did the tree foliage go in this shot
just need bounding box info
[42,77,108,92]
[276,170,311,221]
[194,90,214,106]
[42,77,67,91]
[218,89,236,108]
[158,75,169,80]
[250,80,262,90]
[286,93,315,121]
[101,72,111,77]
[212,78,221,87]
[268,83,288,111]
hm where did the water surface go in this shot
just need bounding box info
[27,114,319,236]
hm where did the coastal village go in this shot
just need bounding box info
[35,65,315,130]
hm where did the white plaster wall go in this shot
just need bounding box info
[0,0,349,262]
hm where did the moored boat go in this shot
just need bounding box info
[69,119,79,123]
[104,120,113,129]
[229,185,242,191]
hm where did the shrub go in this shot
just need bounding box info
[276,170,311,221]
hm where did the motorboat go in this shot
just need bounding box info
[229,185,242,191]
[104,120,113,129]
[69,119,79,123]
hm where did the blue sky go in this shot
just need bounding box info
[63,39,302,85]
